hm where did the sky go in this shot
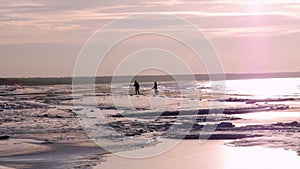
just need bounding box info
[0,0,300,77]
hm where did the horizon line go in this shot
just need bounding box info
[1,71,300,79]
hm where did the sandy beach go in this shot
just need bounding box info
[0,78,300,168]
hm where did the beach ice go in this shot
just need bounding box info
[0,78,300,168]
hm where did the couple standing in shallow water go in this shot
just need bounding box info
[133,80,158,95]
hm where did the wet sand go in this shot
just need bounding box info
[95,140,300,169]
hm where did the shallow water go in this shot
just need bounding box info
[94,78,300,169]
[95,140,300,169]
[222,78,298,98]
[232,111,300,127]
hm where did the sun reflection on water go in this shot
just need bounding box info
[223,145,300,169]
[225,78,300,99]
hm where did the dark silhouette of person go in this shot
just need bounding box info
[134,80,140,95]
[152,81,158,95]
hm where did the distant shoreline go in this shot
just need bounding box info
[1,71,300,86]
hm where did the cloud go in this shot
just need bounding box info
[0,0,300,44]
[202,25,300,38]
[1,0,300,76]
[0,0,45,8]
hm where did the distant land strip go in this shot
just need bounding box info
[0,72,300,86]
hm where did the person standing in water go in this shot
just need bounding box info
[152,81,158,95]
[134,80,140,95]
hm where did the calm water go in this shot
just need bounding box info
[96,77,300,169]
[224,78,300,99]
[95,140,300,169]
[118,77,300,99]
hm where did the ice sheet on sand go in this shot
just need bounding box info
[0,79,300,168]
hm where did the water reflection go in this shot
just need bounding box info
[225,78,300,99]
[232,111,300,127]
[95,140,300,169]
[223,145,300,169]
